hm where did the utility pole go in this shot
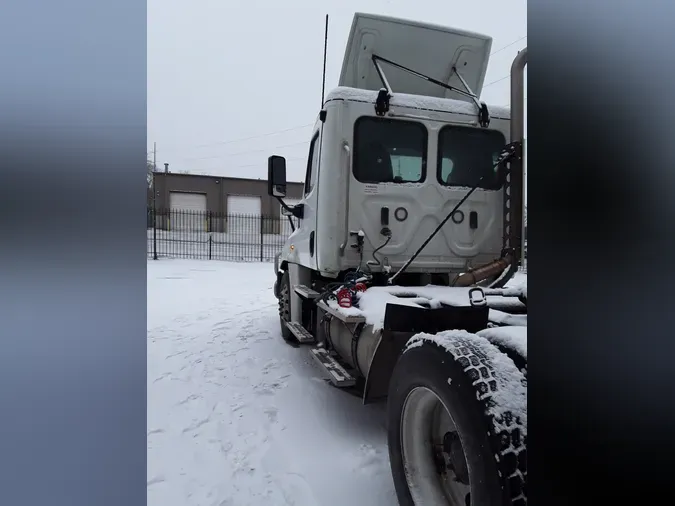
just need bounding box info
[152,142,158,260]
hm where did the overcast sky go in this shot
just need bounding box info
[148,0,526,183]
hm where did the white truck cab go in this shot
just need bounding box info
[271,13,515,287]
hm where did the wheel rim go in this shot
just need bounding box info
[400,386,471,505]
[280,281,290,323]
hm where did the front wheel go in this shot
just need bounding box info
[278,271,294,342]
[387,333,527,506]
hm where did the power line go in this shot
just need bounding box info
[483,39,527,90]
[483,74,511,88]
[181,139,310,162]
[155,123,314,153]
[490,35,527,57]
[203,154,307,174]
[484,65,526,89]
[175,154,308,177]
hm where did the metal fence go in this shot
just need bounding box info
[147,208,297,262]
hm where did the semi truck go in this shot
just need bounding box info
[268,13,527,506]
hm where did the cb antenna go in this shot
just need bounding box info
[321,14,329,107]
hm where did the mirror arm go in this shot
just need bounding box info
[275,196,304,220]
[291,203,304,219]
[286,215,296,233]
[275,196,296,232]
[276,195,292,213]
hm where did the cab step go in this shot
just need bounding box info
[285,321,316,344]
[309,347,357,387]
[294,284,320,299]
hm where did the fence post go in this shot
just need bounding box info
[152,202,158,261]
[260,215,264,262]
[208,234,212,260]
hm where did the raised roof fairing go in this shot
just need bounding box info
[339,13,492,101]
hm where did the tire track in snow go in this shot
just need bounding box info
[148,260,397,506]
[149,295,297,504]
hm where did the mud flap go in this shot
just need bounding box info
[273,271,283,299]
[363,302,489,404]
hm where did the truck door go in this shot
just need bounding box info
[293,129,320,271]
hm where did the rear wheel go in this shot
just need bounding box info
[278,271,293,342]
[387,335,527,505]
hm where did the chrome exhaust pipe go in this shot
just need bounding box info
[491,48,527,288]
[509,48,527,266]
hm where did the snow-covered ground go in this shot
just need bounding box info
[148,259,395,506]
[148,259,527,506]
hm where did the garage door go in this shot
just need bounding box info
[169,192,207,231]
[280,199,300,236]
[227,195,261,236]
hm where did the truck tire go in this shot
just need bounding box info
[387,334,527,506]
[278,271,294,342]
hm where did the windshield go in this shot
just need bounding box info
[437,126,505,190]
[353,117,427,184]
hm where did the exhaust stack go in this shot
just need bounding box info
[507,47,527,267]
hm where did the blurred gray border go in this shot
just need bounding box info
[0,1,146,505]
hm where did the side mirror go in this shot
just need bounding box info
[268,155,287,198]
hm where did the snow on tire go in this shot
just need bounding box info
[477,326,527,374]
[388,330,527,506]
